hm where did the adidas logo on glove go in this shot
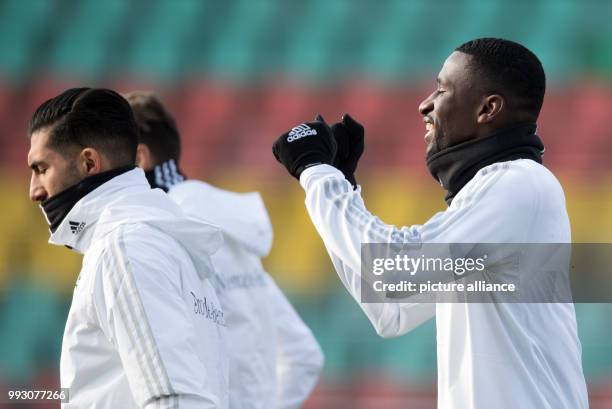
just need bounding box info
[287,124,317,142]
[272,117,336,180]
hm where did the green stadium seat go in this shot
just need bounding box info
[48,0,130,78]
[201,0,285,80]
[1,0,607,82]
[0,282,65,382]
[522,0,580,80]
[281,0,355,80]
[576,0,612,76]
[126,0,207,81]
[0,0,53,80]
[360,0,435,80]
[575,304,612,380]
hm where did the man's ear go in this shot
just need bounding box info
[79,148,104,175]
[135,143,153,170]
[477,94,504,124]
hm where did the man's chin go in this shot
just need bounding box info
[424,131,438,155]
[425,141,439,159]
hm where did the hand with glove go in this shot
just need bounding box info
[272,115,337,179]
[331,113,364,189]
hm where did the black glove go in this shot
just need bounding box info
[331,113,364,188]
[272,115,337,179]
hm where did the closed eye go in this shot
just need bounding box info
[30,163,46,175]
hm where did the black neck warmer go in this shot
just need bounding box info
[41,166,134,233]
[426,123,544,205]
[144,159,185,192]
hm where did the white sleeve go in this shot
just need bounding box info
[264,274,324,409]
[325,249,436,338]
[299,164,536,338]
[95,228,222,409]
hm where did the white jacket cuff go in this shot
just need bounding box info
[299,164,345,191]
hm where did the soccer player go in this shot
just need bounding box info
[272,38,588,408]
[124,91,324,409]
[27,88,228,408]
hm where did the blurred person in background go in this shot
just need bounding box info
[272,38,588,409]
[27,88,229,409]
[125,90,324,409]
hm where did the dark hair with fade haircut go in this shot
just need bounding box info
[122,91,181,166]
[29,87,138,167]
[455,38,546,120]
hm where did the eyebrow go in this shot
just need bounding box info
[29,160,46,170]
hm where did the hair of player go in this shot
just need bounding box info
[455,38,546,120]
[123,91,181,166]
[28,87,138,167]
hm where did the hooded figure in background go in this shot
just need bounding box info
[125,90,324,409]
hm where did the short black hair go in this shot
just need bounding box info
[123,91,181,165]
[29,87,138,167]
[456,38,546,120]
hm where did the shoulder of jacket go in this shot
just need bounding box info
[169,179,212,198]
[452,159,554,210]
[96,223,176,260]
[94,224,187,283]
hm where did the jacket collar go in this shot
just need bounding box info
[426,122,544,205]
[48,168,151,253]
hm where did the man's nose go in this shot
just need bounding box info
[419,94,434,116]
[29,175,48,202]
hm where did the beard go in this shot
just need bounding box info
[426,132,446,159]
[49,158,85,200]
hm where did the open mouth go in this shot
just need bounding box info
[423,117,434,141]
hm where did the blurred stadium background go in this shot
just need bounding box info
[1,0,612,408]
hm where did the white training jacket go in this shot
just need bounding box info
[168,180,324,409]
[49,168,229,409]
[299,160,588,409]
